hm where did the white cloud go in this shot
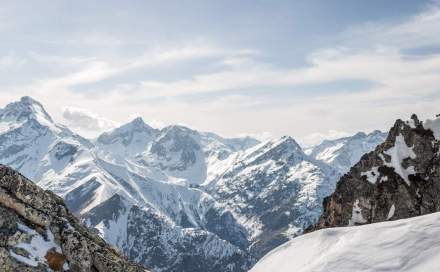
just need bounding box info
[299,130,352,147]
[238,131,274,142]
[62,107,118,137]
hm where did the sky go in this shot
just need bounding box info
[1,0,440,146]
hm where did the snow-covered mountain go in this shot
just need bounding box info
[0,97,255,271]
[252,115,440,272]
[205,136,339,257]
[95,117,159,159]
[0,96,93,184]
[250,211,440,272]
[0,96,361,271]
[305,130,387,175]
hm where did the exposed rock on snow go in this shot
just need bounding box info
[313,114,440,230]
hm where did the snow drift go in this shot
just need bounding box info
[250,212,440,272]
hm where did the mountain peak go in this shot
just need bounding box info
[96,117,158,151]
[0,96,54,125]
[120,117,156,132]
[353,131,367,138]
[276,136,303,151]
[163,124,195,134]
[128,116,147,128]
[20,95,39,104]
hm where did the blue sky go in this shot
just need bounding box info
[1,0,440,145]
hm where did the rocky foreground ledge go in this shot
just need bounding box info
[0,165,148,272]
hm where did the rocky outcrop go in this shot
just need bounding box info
[0,165,147,272]
[312,114,440,230]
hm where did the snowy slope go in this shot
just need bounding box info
[306,130,387,175]
[250,212,440,272]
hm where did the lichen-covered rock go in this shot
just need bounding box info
[0,165,148,272]
[312,114,440,230]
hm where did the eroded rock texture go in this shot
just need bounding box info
[0,165,147,272]
[312,114,440,230]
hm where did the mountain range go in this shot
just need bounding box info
[250,113,440,271]
[0,96,388,271]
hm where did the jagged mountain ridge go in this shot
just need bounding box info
[313,114,440,230]
[305,130,387,175]
[205,136,339,258]
[0,96,385,271]
[0,164,147,272]
[0,97,255,271]
[250,114,440,272]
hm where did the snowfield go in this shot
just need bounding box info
[250,212,440,272]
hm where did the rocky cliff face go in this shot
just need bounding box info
[313,114,440,230]
[0,165,147,272]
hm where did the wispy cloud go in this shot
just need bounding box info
[1,2,439,140]
[62,107,118,137]
[110,5,440,102]
[34,43,258,91]
[0,52,27,69]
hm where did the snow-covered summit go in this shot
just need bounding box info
[306,130,387,174]
[0,96,54,124]
[206,135,339,257]
[96,117,158,158]
[143,125,207,184]
[0,96,59,135]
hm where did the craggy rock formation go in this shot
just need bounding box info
[0,165,147,272]
[312,114,440,230]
